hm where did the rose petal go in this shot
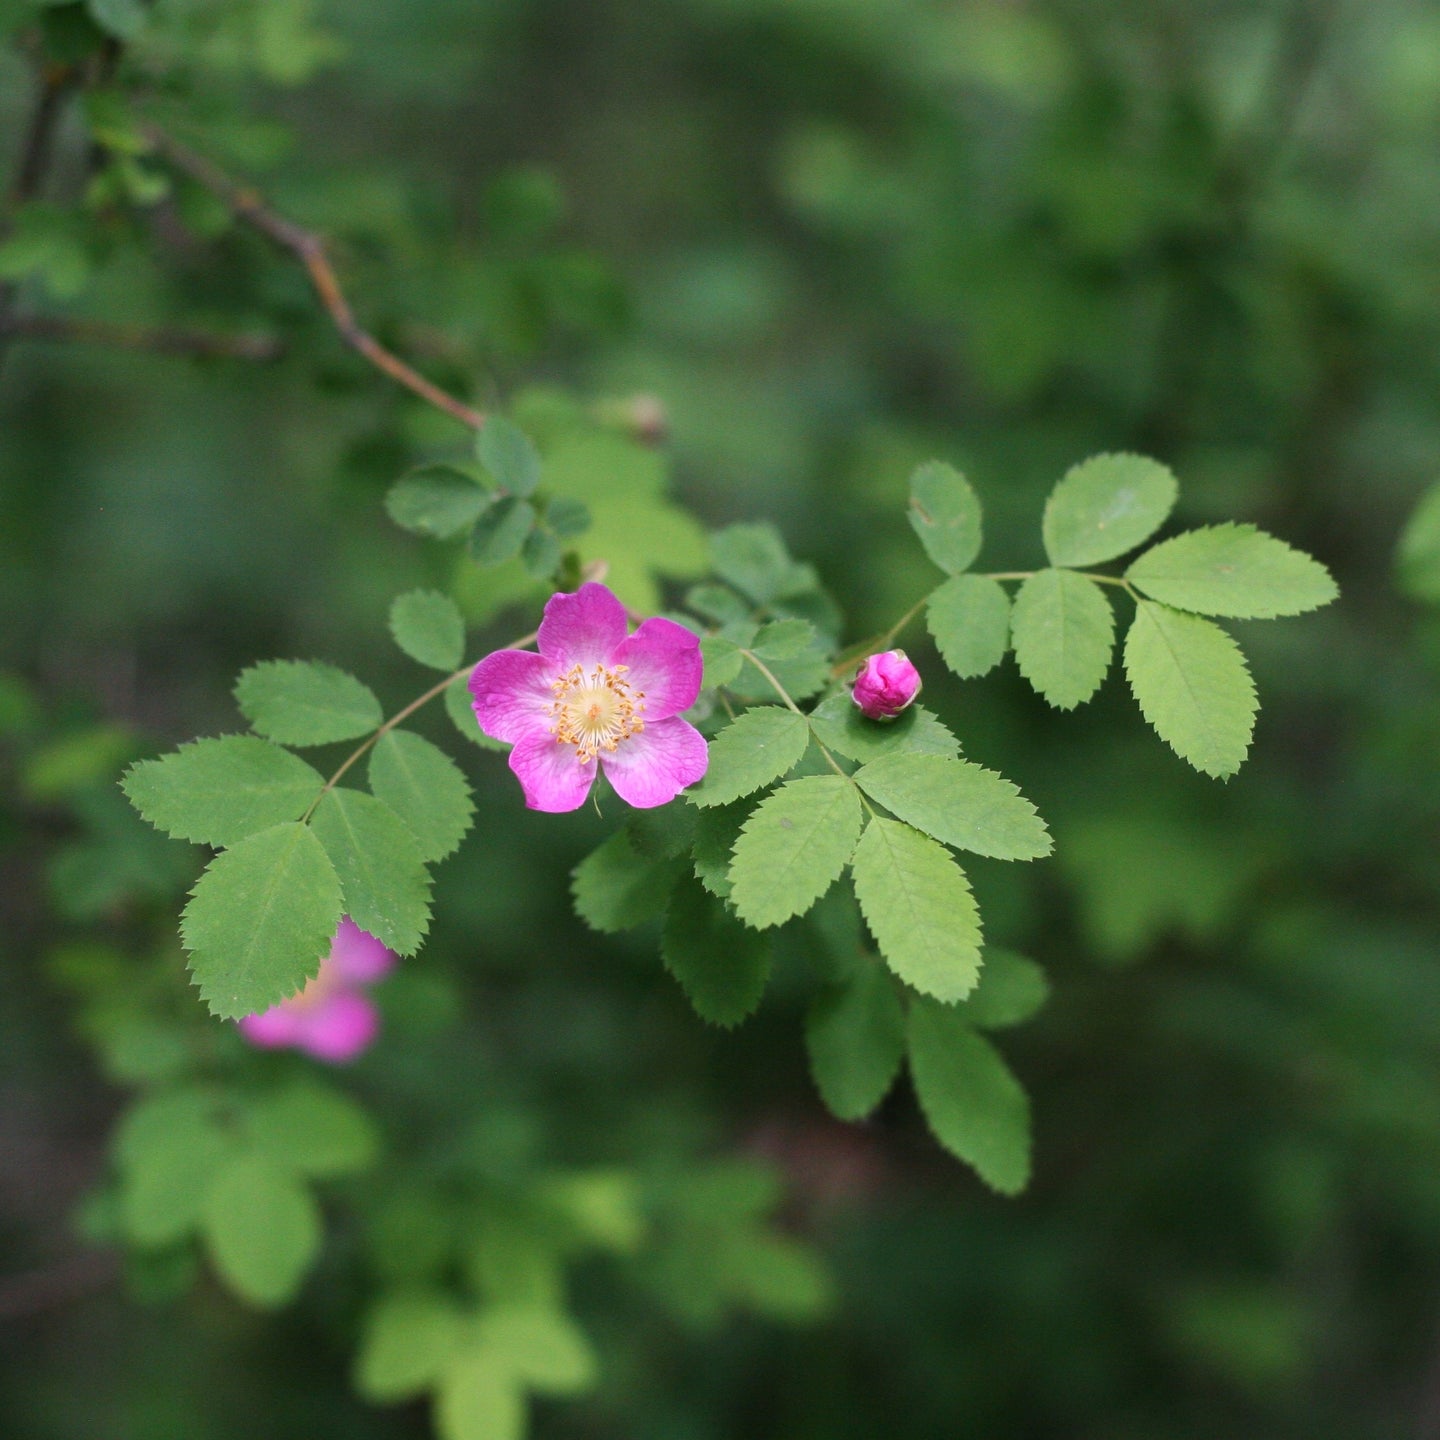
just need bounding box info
[469,649,558,744]
[600,716,709,808]
[509,729,596,812]
[610,616,703,721]
[294,991,380,1063]
[537,583,628,669]
[238,1005,305,1050]
[329,918,396,984]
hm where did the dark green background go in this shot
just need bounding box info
[4,1,1440,1436]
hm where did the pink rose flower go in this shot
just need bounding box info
[852,649,922,720]
[469,582,708,812]
[237,919,396,1063]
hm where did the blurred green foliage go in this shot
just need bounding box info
[5,1,1440,1438]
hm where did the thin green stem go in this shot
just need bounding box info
[830,595,929,677]
[301,628,538,822]
[738,648,856,789]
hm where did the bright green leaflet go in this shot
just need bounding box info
[476,416,542,498]
[121,736,324,848]
[1010,568,1114,710]
[117,1108,233,1247]
[849,817,982,1003]
[700,634,744,689]
[751,618,816,661]
[385,465,490,539]
[181,821,342,1019]
[1124,600,1257,778]
[1126,523,1338,618]
[687,706,809,808]
[926,574,1011,679]
[389,589,466,671]
[853,753,1051,861]
[957,949,1050,1029]
[240,1081,380,1179]
[1397,481,1440,603]
[662,876,773,1027]
[235,661,383,746]
[368,729,475,863]
[908,460,983,575]
[311,788,432,955]
[1042,452,1178,567]
[436,1349,526,1440]
[571,830,686,932]
[476,1305,599,1396]
[804,962,905,1121]
[907,1000,1031,1195]
[201,1153,322,1308]
[807,693,959,762]
[355,1291,468,1402]
[728,776,864,929]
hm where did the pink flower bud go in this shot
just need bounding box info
[851,650,922,720]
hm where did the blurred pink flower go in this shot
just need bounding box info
[852,649,922,720]
[469,581,707,812]
[238,919,395,1063]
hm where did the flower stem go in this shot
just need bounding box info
[301,629,538,822]
[738,648,859,791]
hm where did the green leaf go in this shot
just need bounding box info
[521,525,563,579]
[804,962,905,1121]
[436,1349,525,1440]
[709,523,815,604]
[907,1000,1031,1194]
[927,574,1011,679]
[1124,600,1257,778]
[355,1290,467,1402]
[469,496,537,566]
[852,754,1051,861]
[728,776,863,929]
[477,1305,599,1396]
[571,830,685,933]
[477,417,542,498]
[687,583,751,624]
[700,634,744,690]
[368,730,475,863]
[389,590,465,671]
[87,0,145,39]
[311,789,432,955]
[662,876,773,1027]
[122,736,323,848]
[907,460,983,574]
[201,1153,322,1307]
[181,822,342,1020]
[807,693,959,763]
[691,799,751,899]
[235,661,382,747]
[545,496,591,538]
[116,1090,234,1247]
[849,818,982,1002]
[1397,482,1440,603]
[625,802,697,861]
[1126,524,1338,618]
[445,673,505,750]
[752,618,816,661]
[1010,568,1114,709]
[1042,453,1178,567]
[688,707,809,808]
[958,949,1050,1029]
[241,1081,380,1179]
[386,464,491,539]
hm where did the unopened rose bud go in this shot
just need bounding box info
[852,649,922,720]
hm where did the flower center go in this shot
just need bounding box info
[549,662,645,763]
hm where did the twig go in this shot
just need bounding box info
[0,312,285,361]
[143,126,486,429]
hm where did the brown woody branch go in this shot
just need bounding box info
[144,126,486,429]
[0,312,285,360]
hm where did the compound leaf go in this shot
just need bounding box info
[476,416,542,498]
[957,949,1050,1030]
[368,730,475,862]
[389,590,466,671]
[927,574,1011,679]
[908,461,982,574]
[201,1153,321,1308]
[807,692,959,763]
[235,661,382,747]
[688,707,809,808]
[385,464,491,540]
[1011,568,1114,709]
[572,829,685,933]
[805,962,905,1121]
[661,875,772,1027]
[355,1290,468,1402]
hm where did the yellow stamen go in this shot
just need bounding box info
[549,662,646,763]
